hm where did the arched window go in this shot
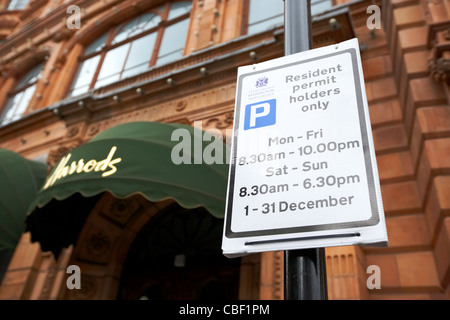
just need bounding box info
[69,1,192,97]
[246,0,333,35]
[0,63,44,126]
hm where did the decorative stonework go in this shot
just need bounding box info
[46,142,80,169]
[101,197,141,225]
[176,99,188,112]
[85,231,111,258]
[38,264,56,300]
[205,111,234,130]
[426,18,450,83]
[272,251,284,300]
[325,246,367,300]
[259,251,283,300]
[86,123,101,138]
[429,55,450,82]
[66,126,80,138]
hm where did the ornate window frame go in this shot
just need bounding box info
[68,1,192,97]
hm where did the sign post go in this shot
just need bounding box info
[221,0,388,301]
[283,0,327,300]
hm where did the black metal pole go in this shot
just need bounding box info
[284,0,312,54]
[284,248,328,300]
[283,0,328,300]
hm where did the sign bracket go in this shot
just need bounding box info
[245,232,360,246]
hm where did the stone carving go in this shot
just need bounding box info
[85,230,111,258]
[87,123,100,137]
[46,142,79,169]
[205,112,234,129]
[427,18,450,83]
[38,265,56,300]
[429,55,450,82]
[102,198,140,225]
[176,100,187,111]
[66,126,80,138]
[273,251,283,300]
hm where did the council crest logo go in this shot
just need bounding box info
[255,76,268,88]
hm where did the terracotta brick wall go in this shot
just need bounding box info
[359,0,450,299]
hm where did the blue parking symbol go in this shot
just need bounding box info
[244,99,276,130]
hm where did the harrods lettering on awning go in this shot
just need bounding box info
[25,121,230,256]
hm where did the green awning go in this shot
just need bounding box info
[0,149,47,252]
[25,121,230,255]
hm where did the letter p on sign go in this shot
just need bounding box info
[244,99,276,130]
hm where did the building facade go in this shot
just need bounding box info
[0,0,449,300]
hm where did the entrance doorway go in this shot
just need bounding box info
[119,204,241,300]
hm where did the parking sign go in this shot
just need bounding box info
[222,39,388,257]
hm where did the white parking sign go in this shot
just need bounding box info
[222,39,388,257]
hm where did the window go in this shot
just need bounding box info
[246,0,333,35]
[311,0,333,16]
[69,1,192,96]
[247,0,284,35]
[7,0,29,10]
[0,63,44,126]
